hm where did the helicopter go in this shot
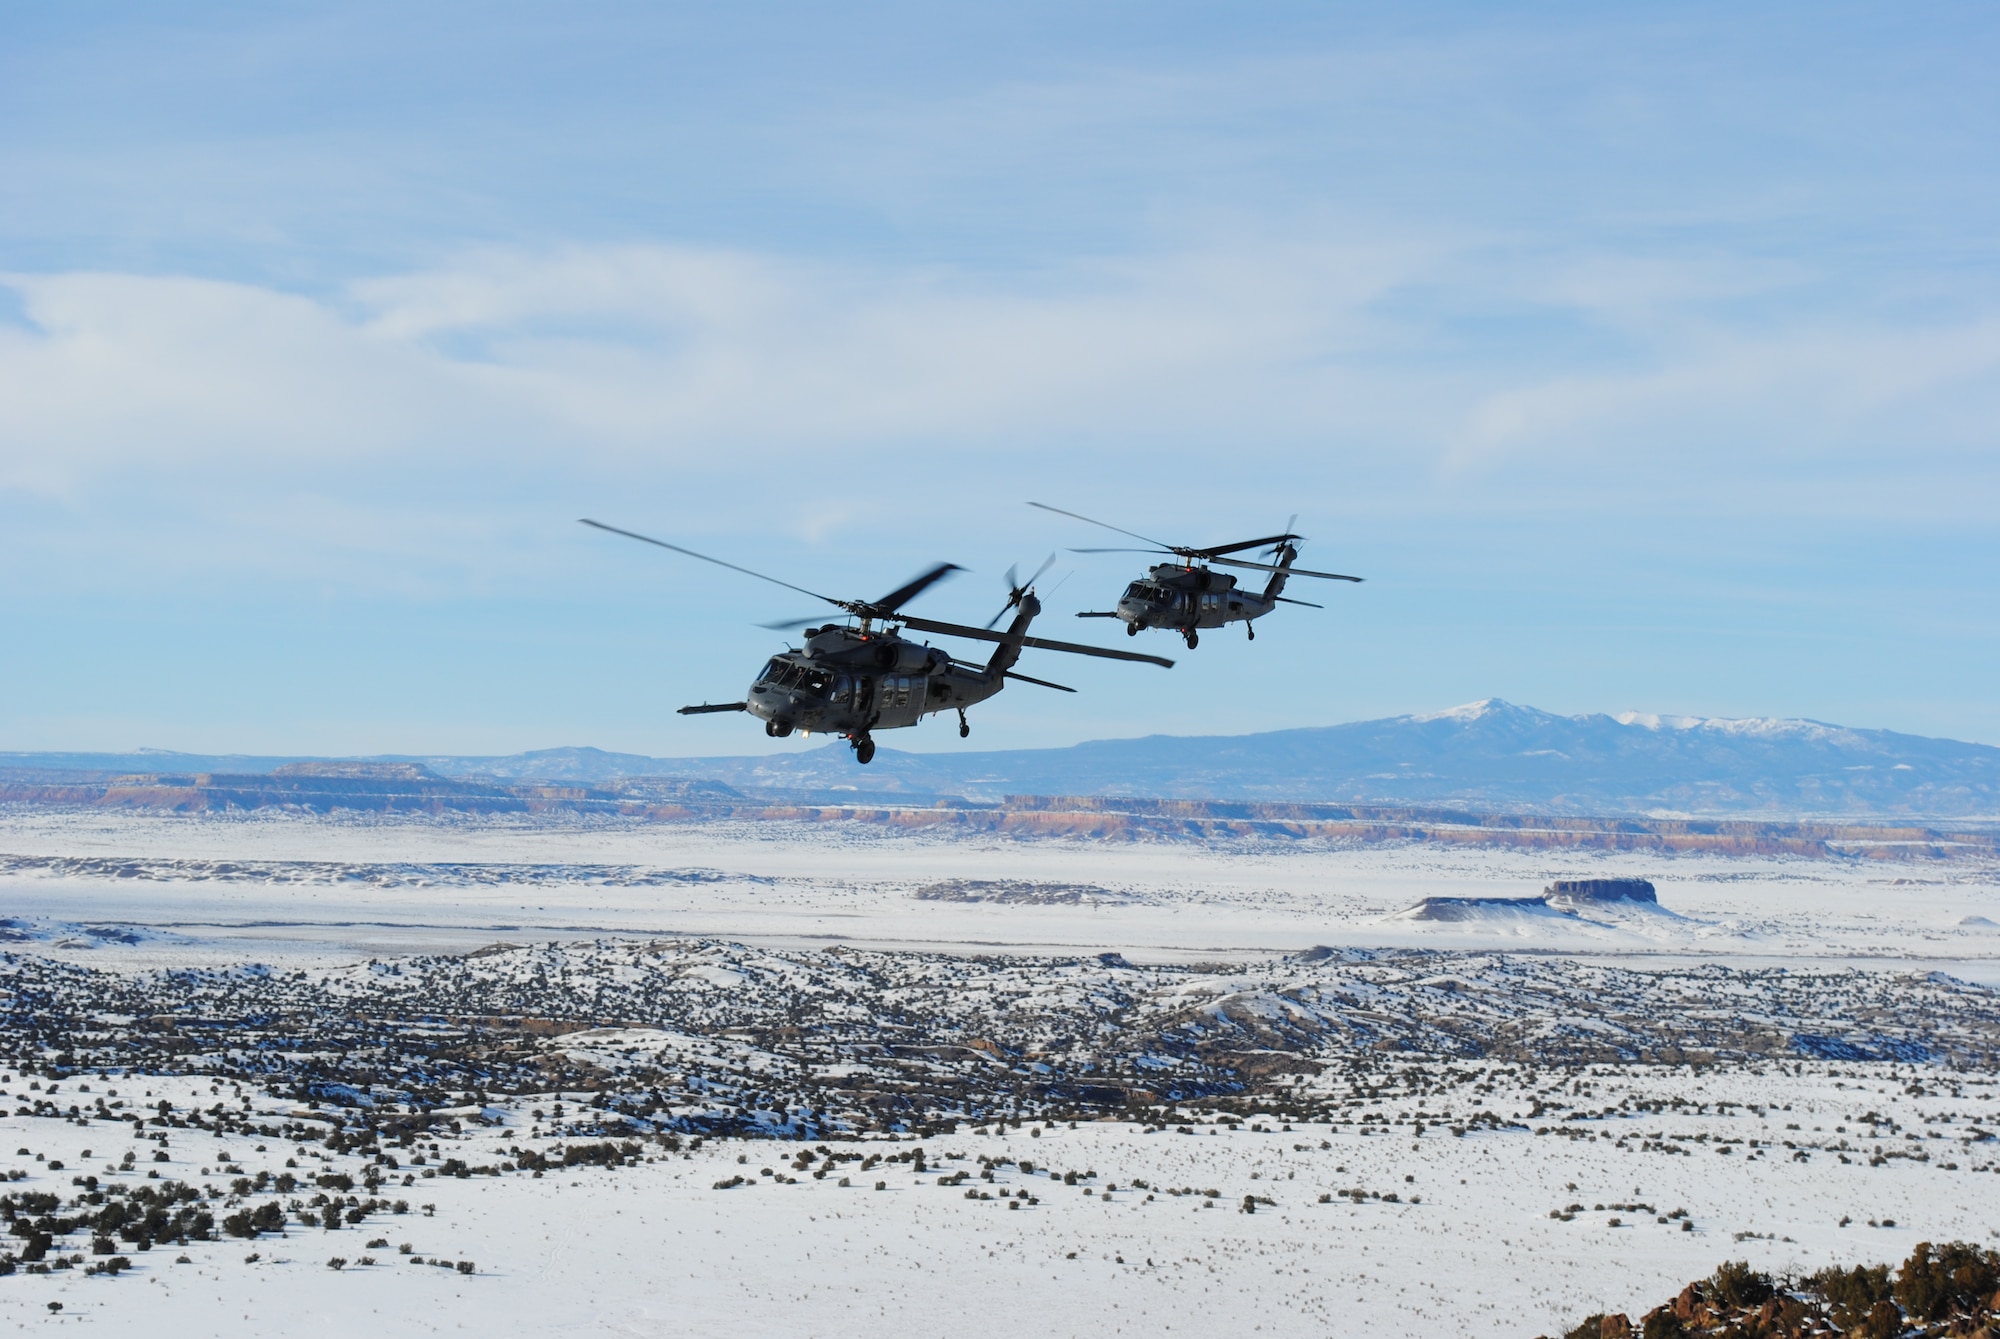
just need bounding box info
[580,519,1173,764]
[1028,501,1363,649]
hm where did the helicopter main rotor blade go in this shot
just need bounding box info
[896,613,1174,667]
[580,520,844,607]
[1210,554,1364,582]
[1190,531,1303,559]
[871,562,963,614]
[1068,547,1171,556]
[756,615,822,631]
[1027,502,1172,550]
[1003,669,1076,693]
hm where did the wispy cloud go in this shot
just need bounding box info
[7,235,1993,508]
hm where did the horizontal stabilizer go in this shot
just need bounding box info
[1004,670,1076,693]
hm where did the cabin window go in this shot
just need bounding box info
[803,670,832,696]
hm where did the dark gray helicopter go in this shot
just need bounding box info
[1029,502,1362,649]
[581,519,1173,764]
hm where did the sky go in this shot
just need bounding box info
[2,1,1997,756]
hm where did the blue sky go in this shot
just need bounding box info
[2,1,1997,755]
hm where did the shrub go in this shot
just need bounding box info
[1708,1260,1773,1309]
[1812,1261,1892,1323]
[1640,1313,1685,1339]
[1894,1241,2000,1323]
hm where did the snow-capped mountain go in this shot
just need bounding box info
[626,697,1991,815]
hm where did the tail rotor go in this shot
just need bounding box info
[1264,514,1300,563]
[985,552,1057,629]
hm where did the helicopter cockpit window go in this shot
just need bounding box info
[758,659,785,683]
[802,669,832,696]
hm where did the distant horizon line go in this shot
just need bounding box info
[3,696,1994,763]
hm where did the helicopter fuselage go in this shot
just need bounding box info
[744,624,1007,738]
[1113,562,1281,633]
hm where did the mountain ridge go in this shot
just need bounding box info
[4,698,1995,818]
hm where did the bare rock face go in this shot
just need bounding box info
[1544,878,1657,909]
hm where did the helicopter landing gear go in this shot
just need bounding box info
[765,719,793,738]
[957,708,970,739]
[1184,629,1199,649]
[851,734,876,765]
[1246,622,1254,641]
[1125,623,1140,637]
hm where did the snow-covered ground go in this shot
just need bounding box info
[3,1065,1997,1336]
[2,806,1998,1335]
[2,807,1997,972]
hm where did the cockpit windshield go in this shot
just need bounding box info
[759,659,836,696]
[760,659,802,686]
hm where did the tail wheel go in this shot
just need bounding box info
[854,736,876,765]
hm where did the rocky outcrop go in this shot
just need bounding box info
[1541,1244,2000,1339]
[1545,878,1657,909]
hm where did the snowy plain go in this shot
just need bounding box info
[2,805,1999,1336]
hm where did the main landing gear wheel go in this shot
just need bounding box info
[957,709,970,739]
[1246,623,1254,641]
[852,735,876,765]
[765,719,793,738]
[1125,623,1140,637]
[1184,629,1199,649]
